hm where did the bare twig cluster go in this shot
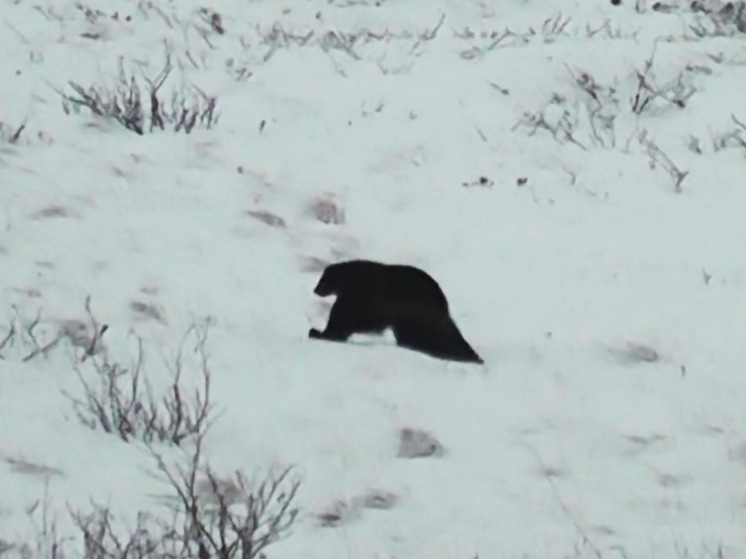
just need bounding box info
[631,46,697,115]
[688,114,746,155]
[147,434,301,559]
[636,0,746,35]
[253,15,444,67]
[690,0,746,35]
[58,56,218,135]
[319,30,362,60]
[687,16,731,38]
[457,13,636,61]
[64,321,216,446]
[5,436,301,559]
[359,13,445,53]
[584,19,638,41]
[638,128,688,193]
[565,66,619,149]
[710,114,746,152]
[0,306,61,362]
[511,94,589,151]
[0,481,67,559]
[513,45,707,153]
[67,437,301,559]
[257,24,315,63]
[72,507,162,559]
[459,14,572,60]
[0,297,111,363]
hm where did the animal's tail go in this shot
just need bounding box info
[394,316,483,364]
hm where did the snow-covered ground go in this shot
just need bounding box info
[2,0,746,557]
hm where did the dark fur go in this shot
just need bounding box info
[309,260,483,364]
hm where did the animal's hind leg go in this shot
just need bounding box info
[393,317,483,364]
[391,320,426,351]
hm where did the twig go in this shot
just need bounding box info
[523,444,603,559]
[0,321,15,357]
[9,123,25,143]
[639,129,688,193]
[82,295,109,361]
[22,336,62,362]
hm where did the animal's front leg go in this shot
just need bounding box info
[309,300,356,342]
[308,327,350,341]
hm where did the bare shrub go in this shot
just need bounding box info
[690,0,746,34]
[0,306,67,362]
[564,66,619,149]
[0,481,68,559]
[64,321,216,446]
[70,507,162,559]
[638,128,688,193]
[636,0,746,34]
[0,302,104,362]
[258,24,315,63]
[458,13,572,60]
[6,434,301,559]
[711,114,746,153]
[511,94,589,151]
[631,46,698,115]
[319,30,361,60]
[146,433,301,559]
[58,56,218,135]
[514,51,704,153]
[2,374,297,559]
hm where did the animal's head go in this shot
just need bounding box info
[313,263,342,297]
[313,259,372,297]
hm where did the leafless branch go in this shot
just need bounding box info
[147,431,301,559]
[0,320,16,358]
[64,321,216,446]
[639,129,688,193]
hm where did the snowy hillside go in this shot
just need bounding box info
[2,0,746,557]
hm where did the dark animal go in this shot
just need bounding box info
[308,260,483,364]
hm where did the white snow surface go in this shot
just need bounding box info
[2,0,746,557]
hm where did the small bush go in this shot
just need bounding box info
[58,56,218,135]
[146,434,301,559]
[69,433,301,559]
[2,436,301,559]
[65,320,216,446]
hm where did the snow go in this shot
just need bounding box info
[2,0,746,557]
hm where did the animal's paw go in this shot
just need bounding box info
[309,328,323,339]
